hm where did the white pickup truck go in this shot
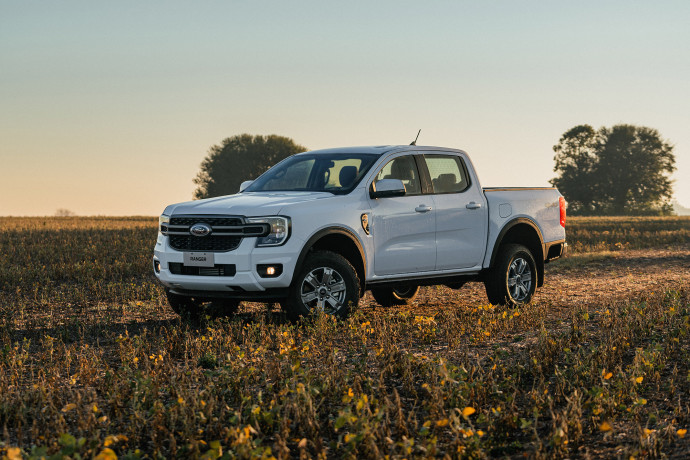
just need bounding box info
[153,145,566,319]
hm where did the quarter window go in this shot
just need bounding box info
[423,155,469,194]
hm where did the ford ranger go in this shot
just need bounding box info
[153,145,566,319]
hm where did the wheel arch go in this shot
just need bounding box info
[295,227,367,295]
[490,218,545,287]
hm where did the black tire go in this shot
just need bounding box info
[444,282,465,290]
[166,290,240,321]
[370,285,420,307]
[485,244,537,307]
[282,251,360,320]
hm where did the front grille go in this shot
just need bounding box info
[170,216,243,227]
[164,214,269,252]
[169,263,236,277]
[169,235,243,251]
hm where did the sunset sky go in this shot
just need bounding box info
[1,1,688,216]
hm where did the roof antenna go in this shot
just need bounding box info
[410,129,421,146]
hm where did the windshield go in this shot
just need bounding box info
[244,153,379,194]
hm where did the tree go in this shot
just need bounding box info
[595,125,675,215]
[550,125,599,215]
[550,124,675,215]
[193,134,308,199]
[55,208,76,217]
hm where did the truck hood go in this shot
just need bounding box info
[163,191,335,217]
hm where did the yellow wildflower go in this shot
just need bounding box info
[462,407,476,417]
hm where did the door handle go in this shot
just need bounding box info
[466,201,482,210]
[415,205,432,213]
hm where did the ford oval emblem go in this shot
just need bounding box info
[190,223,212,237]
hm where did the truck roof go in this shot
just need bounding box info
[301,145,463,156]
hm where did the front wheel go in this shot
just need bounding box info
[370,285,420,307]
[282,251,360,320]
[485,244,537,307]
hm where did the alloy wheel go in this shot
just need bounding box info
[508,257,532,301]
[300,266,347,314]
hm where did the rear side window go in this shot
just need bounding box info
[374,155,422,195]
[423,155,470,194]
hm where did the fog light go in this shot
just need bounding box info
[257,264,282,278]
[153,259,161,274]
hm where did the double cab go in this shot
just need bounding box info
[153,145,566,319]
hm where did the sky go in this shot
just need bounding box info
[1,1,689,216]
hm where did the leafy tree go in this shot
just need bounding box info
[550,124,675,215]
[550,125,599,215]
[193,134,307,199]
[595,125,675,214]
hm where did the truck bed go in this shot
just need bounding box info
[482,186,564,268]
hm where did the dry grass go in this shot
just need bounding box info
[0,216,688,459]
[566,215,689,253]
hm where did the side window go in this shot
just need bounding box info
[423,155,469,194]
[374,155,421,195]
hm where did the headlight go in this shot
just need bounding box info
[159,215,170,235]
[246,216,290,247]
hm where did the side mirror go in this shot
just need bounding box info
[239,180,254,192]
[369,179,406,199]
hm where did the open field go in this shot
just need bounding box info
[565,216,690,253]
[1,216,689,458]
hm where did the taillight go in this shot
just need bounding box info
[559,196,566,227]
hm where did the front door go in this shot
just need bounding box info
[368,154,436,275]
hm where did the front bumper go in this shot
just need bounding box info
[152,232,303,295]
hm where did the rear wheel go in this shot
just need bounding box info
[485,244,537,307]
[166,290,240,321]
[282,251,360,320]
[370,285,420,307]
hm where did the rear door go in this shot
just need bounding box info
[420,153,488,270]
[368,154,437,275]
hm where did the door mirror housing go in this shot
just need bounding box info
[370,179,406,199]
[239,180,254,192]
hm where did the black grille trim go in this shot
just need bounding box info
[169,235,242,252]
[168,263,236,277]
[165,215,269,252]
[170,216,243,226]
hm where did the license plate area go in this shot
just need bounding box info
[183,252,215,267]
